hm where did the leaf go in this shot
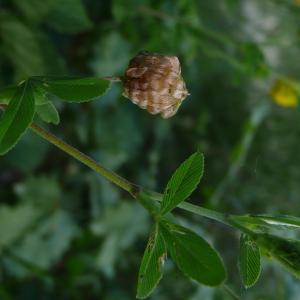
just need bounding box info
[0,204,41,249]
[45,0,92,34]
[136,223,167,299]
[238,42,268,77]
[15,175,61,210]
[255,215,300,229]
[160,152,204,215]
[91,201,148,278]
[7,210,78,277]
[256,233,300,280]
[31,82,49,105]
[12,0,56,23]
[91,32,131,76]
[0,81,35,155]
[161,221,226,286]
[36,103,60,125]
[230,214,300,233]
[37,77,111,102]
[0,17,45,78]
[239,234,261,288]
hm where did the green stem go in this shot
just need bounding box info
[142,190,256,235]
[4,101,236,231]
[30,122,246,233]
[178,201,231,225]
[30,123,139,197]
[142,190,232,227]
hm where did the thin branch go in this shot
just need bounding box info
[2,103,245,232]
[30,123,140,198]
[29,121,239,229]
[143,190,233,227]
[29,122,243,230]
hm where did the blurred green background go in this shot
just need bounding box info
[1,0,300,299]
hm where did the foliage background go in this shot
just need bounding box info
[1,0,300,299]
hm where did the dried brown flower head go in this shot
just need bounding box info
[122,51,189,118]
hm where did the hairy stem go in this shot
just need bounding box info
[30,123,139,197]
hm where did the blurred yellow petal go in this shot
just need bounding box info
[270,79,298,108]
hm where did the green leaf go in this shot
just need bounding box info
[0,17,45,78]
[238,42,268,77]
[256,215,300,228]
[161,221,226,286]
[36,103,60,125]
[12,0,56,23]
[32,82,49,105]
[239,234,261,288]
[91,32,131,76]
[0,203,41,249]
[10,210,78,272]
[0,82,35,155]
[45,0,92,34]
[0,86,18,105]
[37,77,111,102]
[256,233,300,280]
[160,152,204,215]
[136,223,167,299]
[230,214,300,233]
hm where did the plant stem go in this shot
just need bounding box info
[29,122,252,235]
[178,201,232,226]
[142,190,233,227]
[29,121,247,233]
[30,123,139,197]
[30,123,237,229]
[4,99,237,230]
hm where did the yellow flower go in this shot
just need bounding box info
[270,79,298,108]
